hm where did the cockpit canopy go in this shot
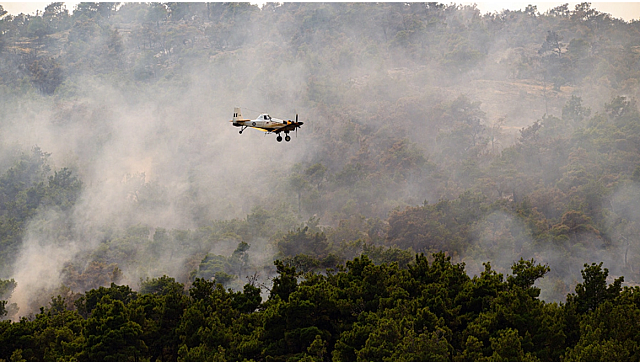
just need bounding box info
[260,114,271,120]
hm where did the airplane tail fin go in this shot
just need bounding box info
[232,107,242,122]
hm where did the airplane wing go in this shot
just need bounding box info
[249,126,270,132]
[277,123,303,133]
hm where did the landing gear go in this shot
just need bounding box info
[239,125,247,134]
[276,131,290,142]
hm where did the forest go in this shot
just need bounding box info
[2,1,640,360]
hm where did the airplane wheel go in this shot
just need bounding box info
[285,135,291,142]
[277,135,283,142]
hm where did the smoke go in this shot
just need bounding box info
[3,3,639,315]
[604,183,640,280]
[3,31,316,317]
[10,208,82,315]
[465,210,531,276]
[464,208,626,303]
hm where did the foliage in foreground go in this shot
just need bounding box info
[0,253,637,362]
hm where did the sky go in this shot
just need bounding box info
[1,1,640,21]
[477,1,640,20]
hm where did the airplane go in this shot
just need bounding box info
[231,107,303,142]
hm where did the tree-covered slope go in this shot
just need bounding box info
[0,254,638,361]
[0,2,640,320]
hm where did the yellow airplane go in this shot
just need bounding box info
[231,107,303,142]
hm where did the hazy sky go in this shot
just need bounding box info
[1,1,640,21]
[478,1,640,20]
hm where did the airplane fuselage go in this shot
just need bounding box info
[233,116,289,131]
[231,108,303,142]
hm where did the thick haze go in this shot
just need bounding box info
[1,2,640,316]
[5,50,312,315]
[4,2,640,21]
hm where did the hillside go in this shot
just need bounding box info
[0,1,639,319]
